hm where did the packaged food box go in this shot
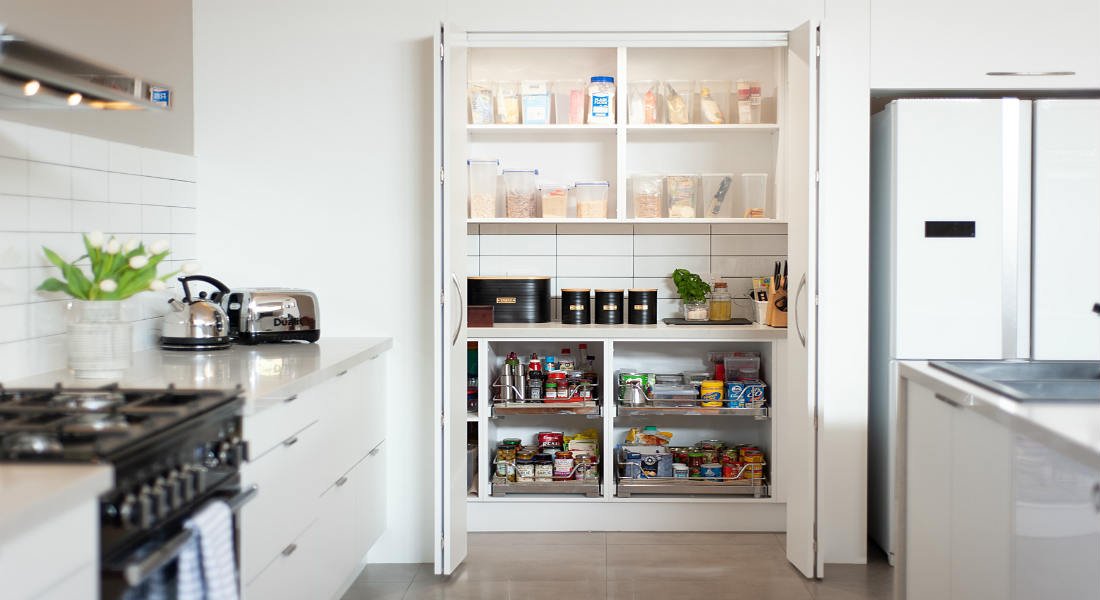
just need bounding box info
[725,380,767,408]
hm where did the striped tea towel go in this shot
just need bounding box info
[177,500,239,600]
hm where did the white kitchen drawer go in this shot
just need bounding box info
[315,357,386,486]
[244,519,321,600]
[357,441,387,555]
[240,420,322,583]
[0,500,96,600]
[314,461,364,600]
[246,382,323,461]
[359,354,387,455]
[35,563,95,600]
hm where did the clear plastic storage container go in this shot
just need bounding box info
[573,181,610,218]
[467,159,500,218]
[539,183,569,219]
[495,81,521,124]
[502,168,539,218]
[553,79,586,125]
[628,80,661,124]
[468,81,494,124]
[697,80,729,125]
[666,175,699,218]
[631,174,664,218]
[586,76,616,125]
[521,80,551,125]
[739,173,769,218]
[663,80,694,125]
[735,79,762,124]
[700,173,735,218]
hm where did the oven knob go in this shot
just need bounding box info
[217,441,232,465]
[180,466,198,502]
[136,486,155,529]
[118,494,138,529]
[151,478,171,519]
[193,464,209,493]
[165,470,184,510]
[227,437,246,467]
[203,444,220,469]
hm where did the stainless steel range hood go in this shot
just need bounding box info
[0,26,171,111]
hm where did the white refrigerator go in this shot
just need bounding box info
[869,98,1100,562]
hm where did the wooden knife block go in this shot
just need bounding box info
[766,280,788,328]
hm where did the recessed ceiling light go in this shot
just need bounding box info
[23,80,40,96]
[67,92,82,106]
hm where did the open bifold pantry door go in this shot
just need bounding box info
[434,21,820,578]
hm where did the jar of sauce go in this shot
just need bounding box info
[553,451,575,481]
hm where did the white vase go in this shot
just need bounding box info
[67,300,132,379]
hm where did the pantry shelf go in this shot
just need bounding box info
[616,405,769,419]
[624,123,779,132]
[491,402,602,417]
[491,480,602,498]
[465,218,787,225]
[467,124,618,133]
[615,479,769,499]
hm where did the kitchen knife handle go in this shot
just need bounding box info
[451,272,464,347]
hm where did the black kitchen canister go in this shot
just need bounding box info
[628,288,658,325]
[467,276,552,323]
[560,288,591,325]
[594,289,625,325]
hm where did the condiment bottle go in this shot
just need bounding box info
[558,348,574,371]
[709,281,733,321]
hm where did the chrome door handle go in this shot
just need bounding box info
[935,393,961,408]
[794,274,807,347]
[986,71,1075,77]
[335,476,349,487]
[283,394,298,403]
[283,436,299,447]
[282,543,298,556]
[336,369,349,377]
[450,272,464,347]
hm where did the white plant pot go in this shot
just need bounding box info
[67,300,132,379]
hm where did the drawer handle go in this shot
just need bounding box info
[283,436,299,447]
[283,394,298,403]
[1092,483,1100,513]
[282,543,298,557]
[934,393,961,408]
[335,476,349,487]
[986,71,1075,77]
[337,369,349,377]
[368,445,382,457]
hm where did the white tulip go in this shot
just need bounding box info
[129,255,149,269]
[105,238,121,254]
[99,279,118,293]
[149,239,170,255]
[149,279,166,291]
[87,231,105,248]
[123,238,140,253]
[181,262,200,275]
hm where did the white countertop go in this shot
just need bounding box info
[469,322,787,340]
[900,361,1100,470]
[0,338,392,540]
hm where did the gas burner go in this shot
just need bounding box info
[65,413,131,434]
[51,391,126,411]
[2,432,63,457]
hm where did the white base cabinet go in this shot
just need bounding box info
[0,500,97,600]
[241,354,388,600]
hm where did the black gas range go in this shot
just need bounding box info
[0,384,252,599]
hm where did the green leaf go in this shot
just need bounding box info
[672,268,710,303]
[36,277,68,293]
[41,246,68,271]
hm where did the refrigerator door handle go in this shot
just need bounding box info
[1000,98,1032,359]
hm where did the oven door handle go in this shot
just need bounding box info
[121,485,259,587]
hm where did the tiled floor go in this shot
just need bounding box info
[342,533,894,600]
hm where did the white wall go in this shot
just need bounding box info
[195,0,872,565]
[0,0,195,154]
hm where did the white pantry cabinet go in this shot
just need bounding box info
[241,353,388,600]
[434,23,821,579]
[871,0,1100,89]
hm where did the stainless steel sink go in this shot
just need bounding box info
[929,360,1100,402]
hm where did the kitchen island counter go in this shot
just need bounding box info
[900,361,1100,470]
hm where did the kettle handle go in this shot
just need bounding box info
[179,275,231,303]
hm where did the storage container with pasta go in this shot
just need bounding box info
[631,174,664,218]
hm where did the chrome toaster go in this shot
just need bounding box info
[221,288,320,344]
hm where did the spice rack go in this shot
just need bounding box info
[490,479,602,498]
[616,405,768,418]
[492,401,601,417]
[615,477,769,498]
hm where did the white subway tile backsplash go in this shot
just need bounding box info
[479,234,555,256]
[466,255,480,276]
[71,135,110,171]
[634,234,709,256]
[557,255,632,277]
[109,173,142,204]
[28,197,72,232]
[556,234,632,256]
[711,234,788,255]
[170,208,197,234]
[712,223,788,235]
[0,121,198,379]
[466,233,479,255]
[555,277,632,296]
[71,168,110,202]
[142,205,172,234]
[0,195,29,231]
[634,255,709,278]
[711,255,786,278]
[633,223,709,235]
[27,163,71,199]
[480,255,555,277]
[0,157,28,195]
[109,203,142,233]
[631,276,678,298]
[26,127,70,164]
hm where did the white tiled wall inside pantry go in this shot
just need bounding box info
[467,222,787,320]
[0,120,198,381]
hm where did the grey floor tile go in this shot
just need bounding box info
[606,542,789,581]
[433,544,607,582]
[606,532,781,546]
[507,580,608,599]
[353,563,427,583]
[340,580,411,600]
[402,579,510,600]
[470,531,606,546]
[806,551,895,600]
[608,578,813,600]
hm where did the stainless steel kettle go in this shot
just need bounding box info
[161,275,232,351]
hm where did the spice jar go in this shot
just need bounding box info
[553,451,575,481]
[534,454,554,482]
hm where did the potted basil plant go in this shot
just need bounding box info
[37,232,189,378]
[672,268,711,321]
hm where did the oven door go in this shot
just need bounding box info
[100,476,258,600]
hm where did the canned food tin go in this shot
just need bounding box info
[537,431,565,449]
[700,380,724,406]
[672,463,689,478]
[700,463,723,479]
[594,289,625,324]
[722,462,745,479]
